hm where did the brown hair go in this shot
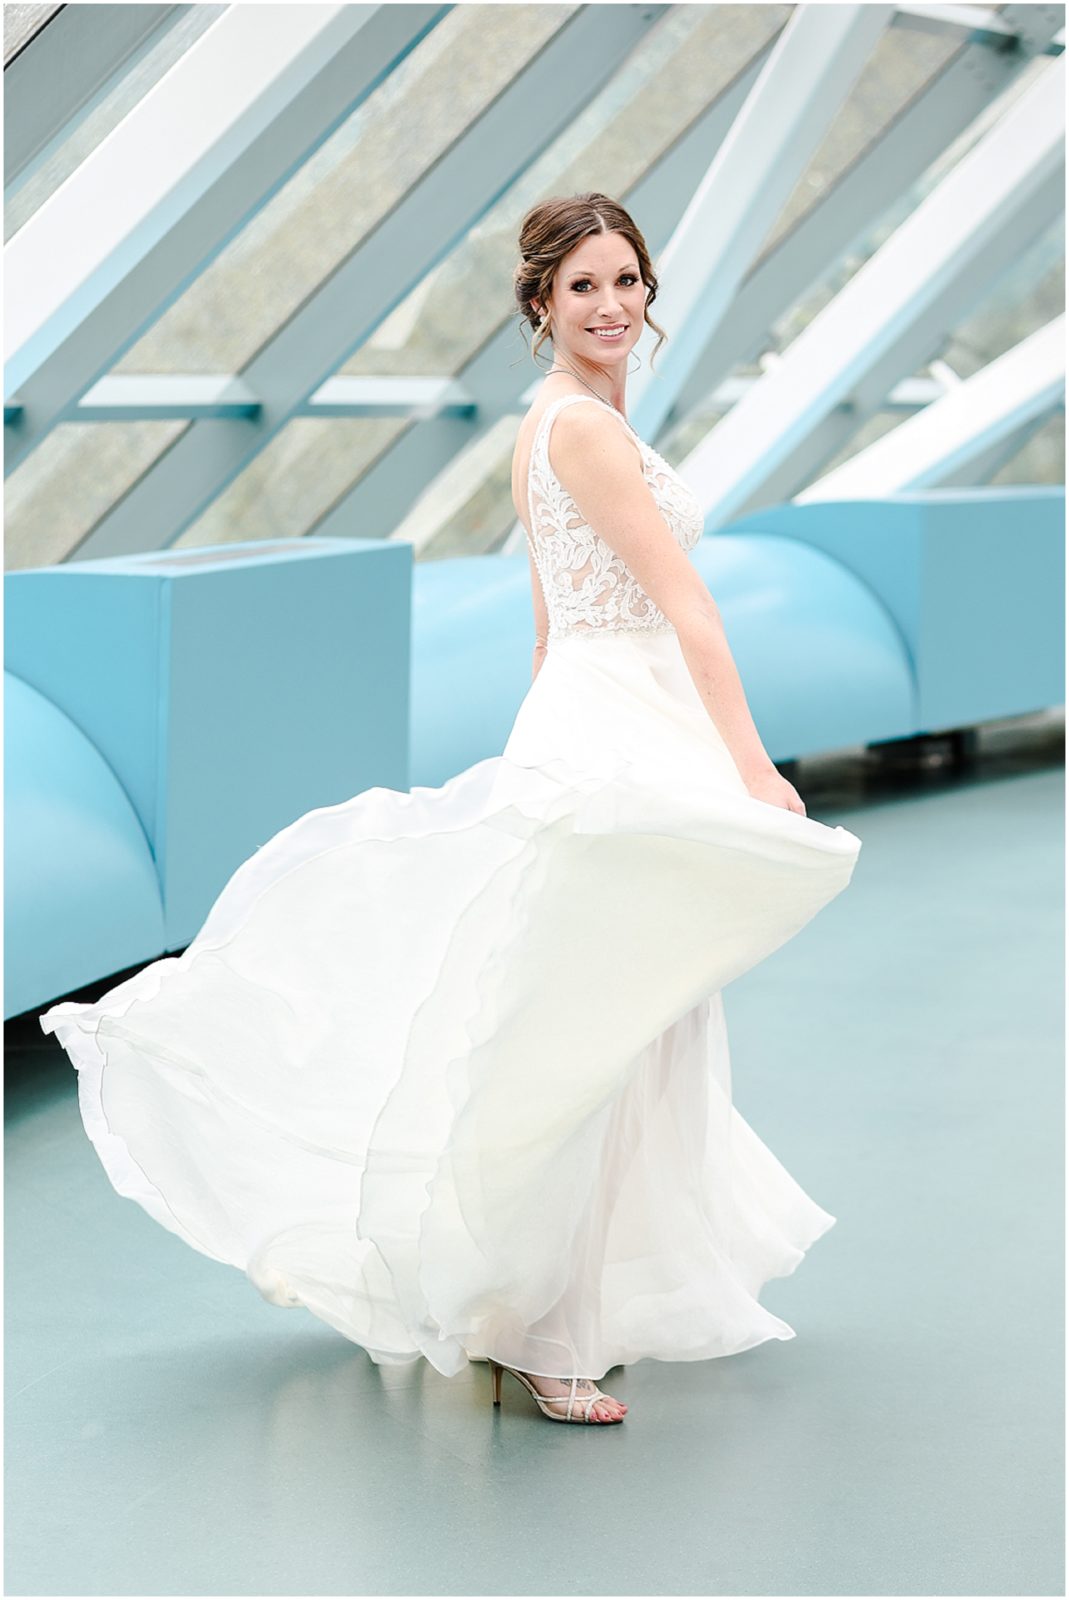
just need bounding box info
[513,192,668,372]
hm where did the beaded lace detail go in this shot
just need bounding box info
[525,393,705,642]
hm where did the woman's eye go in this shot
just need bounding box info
[571,274,638,292]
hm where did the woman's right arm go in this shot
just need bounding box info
[526,540,550,683]
[549,406,805,812]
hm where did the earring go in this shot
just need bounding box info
[529,310,553,369]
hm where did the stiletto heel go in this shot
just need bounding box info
[487,1359,626,1424]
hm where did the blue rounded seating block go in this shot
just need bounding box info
[5,672,164,1018]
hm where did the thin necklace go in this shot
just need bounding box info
[544,356,625,420]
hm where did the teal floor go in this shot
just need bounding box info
[5,715,1064,1598]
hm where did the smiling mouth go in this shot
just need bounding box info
[588,324,628,337]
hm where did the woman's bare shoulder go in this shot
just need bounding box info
[512,387,641,522]
[547,393,644,464]
[519,383,591,433]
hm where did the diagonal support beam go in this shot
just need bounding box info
[933,413,1060,486]
[66,3,667,561]
[4,4,449,473]
[796,315,1066,497]
[682,55,1065,529]
[627,3,896,442]
[4,3,181,187]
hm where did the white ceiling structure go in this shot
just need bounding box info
[3,2,1064,571]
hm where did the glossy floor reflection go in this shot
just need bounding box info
[6,712,1064,1597]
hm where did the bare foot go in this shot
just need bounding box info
[523,1372,628,1422]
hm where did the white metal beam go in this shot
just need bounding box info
[4,3,182,187]
[934,413,1059,485]
[682,56,1065,529]
[628,4,895,443]
[63,374,260,422]
[797,315,1066,497]
[306,375,475,420]
[16,372,477,422]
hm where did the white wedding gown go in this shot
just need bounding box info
[40,392,862,1382]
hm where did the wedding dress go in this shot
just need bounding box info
[39,391,862,1382]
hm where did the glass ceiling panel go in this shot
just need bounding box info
[4,4,60,66]
[4,3,571,568]
[4,419,185,571]
[174,3,792,555]
[5,6,223,239]
[391,412,521,558]
[990,413,1064,485]
[344,4,789,382]
[124,4,569,376]
[940,214,1064,377]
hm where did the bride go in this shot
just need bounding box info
[40,192,861,1428]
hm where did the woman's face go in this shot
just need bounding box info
[537,231,646,376]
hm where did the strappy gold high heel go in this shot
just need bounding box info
[488,1359,626,1423]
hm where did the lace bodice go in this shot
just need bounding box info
[525,392,705,642]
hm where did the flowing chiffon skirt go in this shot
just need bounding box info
[40,627,861,1381]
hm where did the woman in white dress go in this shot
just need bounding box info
[40,193,861,1428]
